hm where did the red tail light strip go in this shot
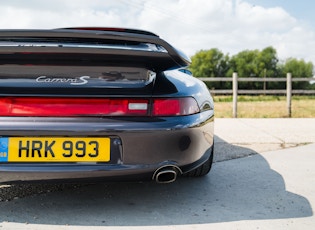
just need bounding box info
[0,97,200,117]
[0,98,149,117]
[152,98,200,116]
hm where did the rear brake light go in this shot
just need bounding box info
[152,98,200,116]
[0,98,148,117]
[0,97,199,117]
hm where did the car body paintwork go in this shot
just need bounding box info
[0,28,214,184]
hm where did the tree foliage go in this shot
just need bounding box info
[227,47,280,89]
[189,48,230,89]
[190,48,229,77]
[280,58,314,89]
[190,46,314,90]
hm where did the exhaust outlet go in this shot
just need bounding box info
[153,165,182,184]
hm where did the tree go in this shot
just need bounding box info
[227,47,279,89]
[280,58,314,89]
[189,46,314,91]
[190,48,230,89]
[257,47,279,78]
[228,49,259,78]
[257,47,281,89]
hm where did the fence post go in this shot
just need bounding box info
[233,72,238,118]
[286,73,292,118]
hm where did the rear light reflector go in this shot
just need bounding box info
[0,98,149,117]
[128,102,148,110]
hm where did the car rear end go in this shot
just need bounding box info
[0,28,214,184]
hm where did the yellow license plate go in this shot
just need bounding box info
[0,137,110,162]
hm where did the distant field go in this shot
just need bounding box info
[213,95,315,118]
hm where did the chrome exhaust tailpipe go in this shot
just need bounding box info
[153,165,182,184]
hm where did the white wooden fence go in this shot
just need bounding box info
[199,73,315,118]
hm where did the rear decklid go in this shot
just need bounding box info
[0,28,190,96]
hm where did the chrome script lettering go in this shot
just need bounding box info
[36,76,90,85]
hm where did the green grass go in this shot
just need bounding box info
[214,95,315,118]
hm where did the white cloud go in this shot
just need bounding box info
[235,1,296,32]
[0,0,314,64]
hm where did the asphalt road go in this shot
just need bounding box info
[1,118,315,230]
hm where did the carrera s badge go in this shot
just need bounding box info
[36,76,90,85]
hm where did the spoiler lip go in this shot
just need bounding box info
[0,28,191,68]
[55,27,160,37]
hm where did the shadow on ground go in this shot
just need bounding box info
[0,136,312,226]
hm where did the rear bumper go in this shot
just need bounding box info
[0,149,212,183]
[0,111,214,184]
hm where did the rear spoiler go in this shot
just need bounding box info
[0,28,190,71]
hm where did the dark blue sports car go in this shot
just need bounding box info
[0,28,214,184]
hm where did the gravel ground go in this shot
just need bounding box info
[0,183,87,202]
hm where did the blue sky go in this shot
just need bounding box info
[247,0,314,27]
[0,0,314,66]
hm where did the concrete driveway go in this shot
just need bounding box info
[214,118,315,162]
[1,118,315,229]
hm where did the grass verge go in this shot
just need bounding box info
[213,95,315,118]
